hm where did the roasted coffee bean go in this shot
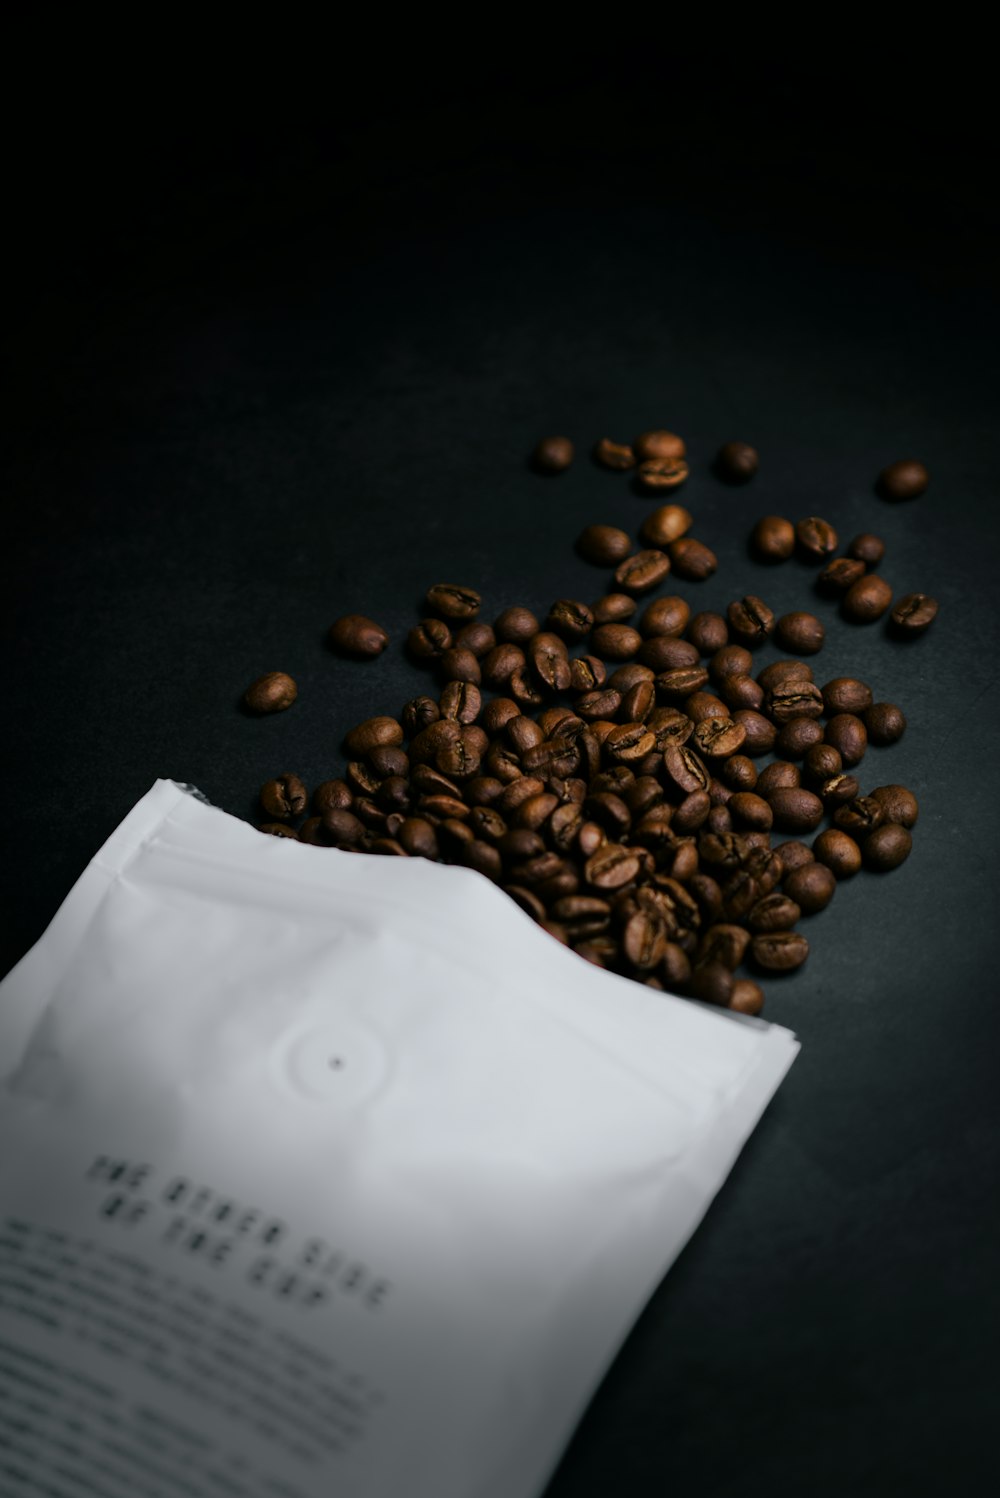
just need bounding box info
[426,583,481,620]
[640,596,690,639]
[529,633,572,693]
[770,839,809,873]
[663,744,711,795]
[514,792,560,831]
[494,605,540,643]
[505,884,548,922]
[577,524,632,564]
[539,706,578,737]
[751,931,809,972]
[637,457,689,492]
[377,776,412,812]
[435,733,482,780]
[879,458,928,500]
[533,434,574,472]
[639,635,701,672]
[715,440,759,483]
[606,722,656,762]
[726,595,776,648]
[818,556,865,592]
[313,778,353,815]
[728,792,773,830]
[297,817,330,845]
[549,801,584,851]
[732,709,777,756]
[659,941,691,987]
[453,621,495,658]
[347,759,381,796]
[824,713,867,766]
[506,715,545,755]
[890,593,939,636]
[757,660,813,691]
[688,961,734,1006]
[344,716,405,755]
[686,692,728,723]
[697,923,751,969]
[784,860,836,913]
[329,613,389,657]
[833,796,884,834]
[322,808,365,845]
[775,717,825,758]
[630,804,672,848]
[821,677,873,715]
[820,773,861,807]
[748,892,801,932]
[669,537,718,580]
[720,674,765,711]
[622,679,656,722]
[244,671,297,714]
[593,437,636,470]
[640,503,693,548]
[569,656,607,693]
[591,592,637,624]
[722,755,757,791]
[522,739,580,780]
[692,716,747,758]
[756,761,801,797]
[673,789,712,832]
[585,843,641,889]
[729,979,765,1015]
[574,937,620,968]
[634,429,686,463]
[401,696,441,736]
[765,679,825,723]
[367,746,408,780]
[750,515,795,562]
[766,786,824,833]
[802,743,842,783]
[795,516,838,562]
[439,646,482,685]
[481,699,520,736]
[545,599,593,642]
[645,708,693,753]
[410,718,462,764]
[259,822,298,838]
[625,775,665,815]
[576,687,623,721]
[813,827,862,878]
[848,532,885,565]
[590,623,641,660]
[864,701,907,745]
[710,644,755,682]
[439,682,482,724]
[551,896,612,939]
[863,823,913,870]
[614,549,672,594]
[870,784,919,828]
[510,669,545,707]
[656,666,710,700]
[499,828,546,862]
[776,611,825,654]
[623,910,669,969]
[686,612,729,655]
[412,763,461,798]
[842,574,893,623]
[482,643,526,688]
[260,773,308,819]
[466,776,504,807]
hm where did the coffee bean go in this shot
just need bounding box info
[576,687,623,721]
[686,692,728,723]
[863,823,913,870]
[570,656,607,694]
[733,709,777,756]
[591,593,637,624]
[819,773,861,808]
[663,744,711,796]
[812,827,861,878]
[802,743,842,783]
[408,618,452,660]
[767,787,825,833]
[729,792,773,830]
[529,633,572,693]
[775,717,825,758]
[634,430,686,463]
[842,574,893,623]
[775,611,825,654]
[344,716,405,756]
[621,910,668,970]
[481,698,520,735]
[322,808,366,846]
[824,713,867,766]
[722,755,757,791]
[870,784,919,827]
[637,458,690,491]
[439,647,482,685]
[821,677,873,714]
[757,660,813,691]
[640,596,691,638]
[640,503,693,548]
[729,979,765,1014]
[622,678,656,722]
[890,593,939,636]
[865,702,907,745]
[833,796,884,834]
[426,583,481,619]
[454,621,496,657]
[669,537,718,580]
[593,438,636,470]
[259,773,308,819]
[756,761,801,797]
[585,842,641,889]
[772,840,813,874]
[639,635,701,672]
[692,717,747,759]
[751,931,809,972]
[656,666,710,701]
[795,516,838,562]
[686,612,729,655]
[689,961,734,1006]
[751,515,795,562]
[244,671,297,714]
[590,623,641,660]
[765,679,825,723]
[720,674,765,712]
[879,458,928,500]
[547,600,594,641]
[715,440,759,483]
[533,435,574,472]
[848,533,885,565]
[313,778,353,815]
[614,549,672,594]
[482,644,526,689]
[494,605,540,643]
[784,860,836,913]
[818,556,865,592]
[748,892,801,931]
[329,614,389,657]
[726,595,775,648]
[576,525,633,566]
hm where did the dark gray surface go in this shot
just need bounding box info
[4,63,999,1494]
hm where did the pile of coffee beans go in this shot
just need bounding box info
[245,435,937,1018]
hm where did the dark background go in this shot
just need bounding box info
[4,44,999,1496]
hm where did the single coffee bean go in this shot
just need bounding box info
[585,842,641,889]
[692,717,747,759]
[748,892,801,932]
[547,599,594,641]
[733,709,777,756]
[591,593,637,624]
[593,437,636,470]
[729,792,773,830]
[890,593,939,636]
[756,761,801,797]
[776,611,825,654]
[408,618,453,660]
[863,823,913,870]
[767,787,825,833]
[722,755,757,790]
[784,860,836,913]
[329,613,389,657]
[377,775,412,812]
[818,556,865,592]
[795,516,838,562]
[466,777,505,808]
[688,961,734,1006]
[609,663,655,692]
[673,789,712,832]
[640,503,693,548]
[757,660,812,691]
[590,623,642,660]
[576,687,624,721]
[813,827,862,878]
[346,760,380,796]
[765,679,825,724]
[529,633,572,693]
[244,671,297,714]
[751,931,809,972]
[824,713,867,766]
[297,817,331,846]
[639,635,701,672]
[686,692,728,723]
[322,808,366,845]
[313,779,353,815]
[533,434,574,472]
[576,524,632,565]
[842,574,893,623]
[727,596,776,647]
[819,773,861,807]
[774,840,814,873]
[439,647,482,685]
[499,828,546,863]
[260,773,308,820]
[506,714,545,755]
[710,644,755,682]
[454,620,496,657]
[715,440,759,483]
[833,796,884,834]
[848,532,885,565]
[640,596,690,638]
[669,537,718,580]
[634,429,686,463]
[729,979,765,1015]
[750,515,795,562]
[622,678,656,722]
[344,715,405,756]
[656,666,710,701]
[623,911,669,970]
[259,822,298,838]
[802,743,842,783]
[697,923,751,969]
[481,697,520,734]
[663,744,711,796]
[686,612,729,655]
[401,696,441,736]
[637,458,689,491]
[482,643,526,688]
[821,677,873,715]
[614,549,672,594]
[720,673,765,712]
[775,717,825,758]
[870,784,919,828]
[494,605,540,643]
[879,458,928,500]
[426,583,481,620]
[570,656,607,693]
[865,702,907,745]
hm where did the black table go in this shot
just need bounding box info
[4,59,998,1494]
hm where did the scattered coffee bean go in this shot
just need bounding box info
[865,702,907,745]
[670,537,718,579]
[260,773,308,819]
[727,596,776,647]
[547,600,594,641]
[329,614,389,657]
[344,716,405,756]
[577,524,632,565]
[870,784,919,827]
[775,718,825,758]
[454,620,496,657]
[729,978,765,1014]
[783,860,836,913]
[637,458,690,491]
[640,504,693,548]
[593,438,636,470]
[818,556,865,592]
[767,787,825,834]
[879,458,928,500]
[863,823,913,870]
[687,612,729,655]
[641,596,691,638]
[813,827,862,878]
[591,593,638,624]
[244,671,298,714]
[494,605,540,643]
[751,932,809,972]
[821,677,873,715]
[756,761,801,798]
[848,532,886,565]
[533,435,574,472]
[774,840,814,872]
[614,549,672,594]
[427,583,481,619]
[757,660,812,692]
[824,714,868,766]
[715,441,759,483]
[259,821,298,838]
[634,429,686,463]
[890,593,939,636]
[751,515,795,562]
[795,516,838,562]
[842,574,893,623]
[775,611,825,654]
